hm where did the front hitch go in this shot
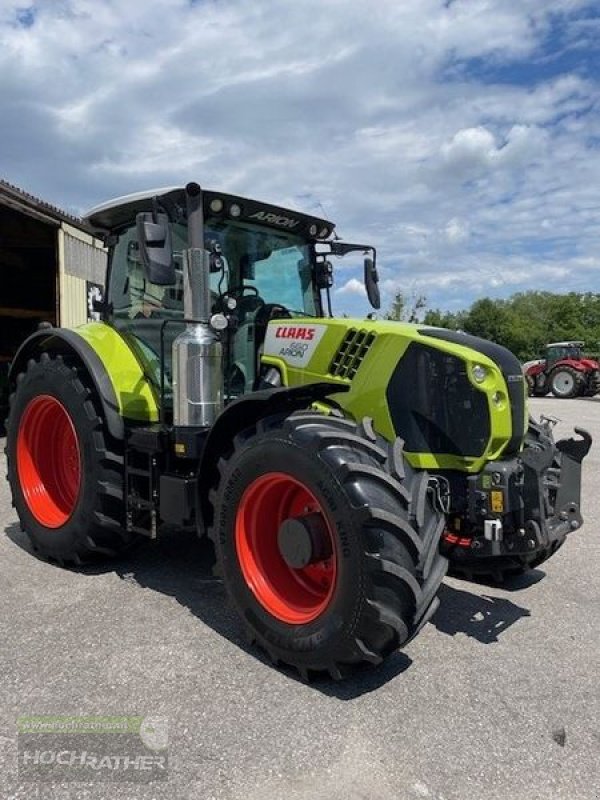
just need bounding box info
[445,418,592,576]
[521,421,591,547]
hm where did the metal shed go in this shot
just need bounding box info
[0,179,106,419]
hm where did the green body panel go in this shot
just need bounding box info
[262,317,526,473]
[76,322,160,422]
[73,314,525,475]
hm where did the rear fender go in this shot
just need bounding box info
[8,324,159,440]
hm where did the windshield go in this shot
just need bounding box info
[108,219,319,320]
[548,345,582,360]
[203,218,318,316]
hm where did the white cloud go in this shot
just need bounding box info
[442,127,498,172]
[0,0,597,319]
[445,218,469,244]
[336,278,366,297]
[91,124,214,176]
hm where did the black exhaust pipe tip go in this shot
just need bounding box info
[185,182,202,197]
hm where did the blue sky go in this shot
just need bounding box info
[1,0,599,318]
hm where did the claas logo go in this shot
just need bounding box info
[275,327,316,341]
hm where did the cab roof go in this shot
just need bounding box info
[84,186,335,241]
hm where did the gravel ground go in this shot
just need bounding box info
[1,396,599,800]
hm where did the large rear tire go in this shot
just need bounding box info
[208,412,448,679]
[6,353,139,564]
[549,366,583,398]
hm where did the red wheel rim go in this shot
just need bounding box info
[235,472,337,624]
[16,395,81,528]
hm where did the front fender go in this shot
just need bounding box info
[196,382,349,533]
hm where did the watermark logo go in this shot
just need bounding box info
[17,715,168,783]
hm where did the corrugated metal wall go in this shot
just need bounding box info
[58,223,107,328]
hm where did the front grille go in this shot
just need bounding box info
[329,328,376,379]
[419,327,525,455]
[386,343,490,457]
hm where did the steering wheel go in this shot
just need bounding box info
[254,303,293,328]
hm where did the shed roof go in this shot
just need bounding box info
[0,178,94,233]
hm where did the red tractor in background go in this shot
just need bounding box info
[523,341,600,398]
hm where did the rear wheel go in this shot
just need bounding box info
[6,353,139,563]
[209,412,448,679]
[549,366,583,398]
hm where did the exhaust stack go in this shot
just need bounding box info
[172,183,223,430]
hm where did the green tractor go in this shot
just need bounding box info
[5,183,591,679]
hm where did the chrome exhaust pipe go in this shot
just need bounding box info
[172,183,223,429]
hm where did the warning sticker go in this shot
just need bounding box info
[263,323,327,368]
[490,490,504,513]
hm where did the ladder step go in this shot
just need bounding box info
[129,525,155,537]
[129,498,153,509]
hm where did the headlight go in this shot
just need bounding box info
[472,364,488,383]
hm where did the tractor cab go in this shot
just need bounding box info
[86,185,377,405]
[545,341,584,365]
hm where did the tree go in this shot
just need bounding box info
[385,290,427,323]
[422,308,465,330]
[421,291,600,362]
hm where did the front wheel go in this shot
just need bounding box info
[208,412,448,679]
[528,376,549,397]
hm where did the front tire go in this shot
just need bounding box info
[6,353,139,564]
[209,412,447,679]
[528,376,549,397]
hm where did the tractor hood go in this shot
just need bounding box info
[261,318,527,473]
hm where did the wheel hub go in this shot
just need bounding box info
[277,513,332,569]
[555,372,574,395]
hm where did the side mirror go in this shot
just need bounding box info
[136,212,175,285]
[364,257,380,310]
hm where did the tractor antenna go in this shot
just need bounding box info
[315,197,341,241]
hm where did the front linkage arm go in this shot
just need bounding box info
[519,418,591,551]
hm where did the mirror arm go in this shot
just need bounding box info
[327,242,375,259]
